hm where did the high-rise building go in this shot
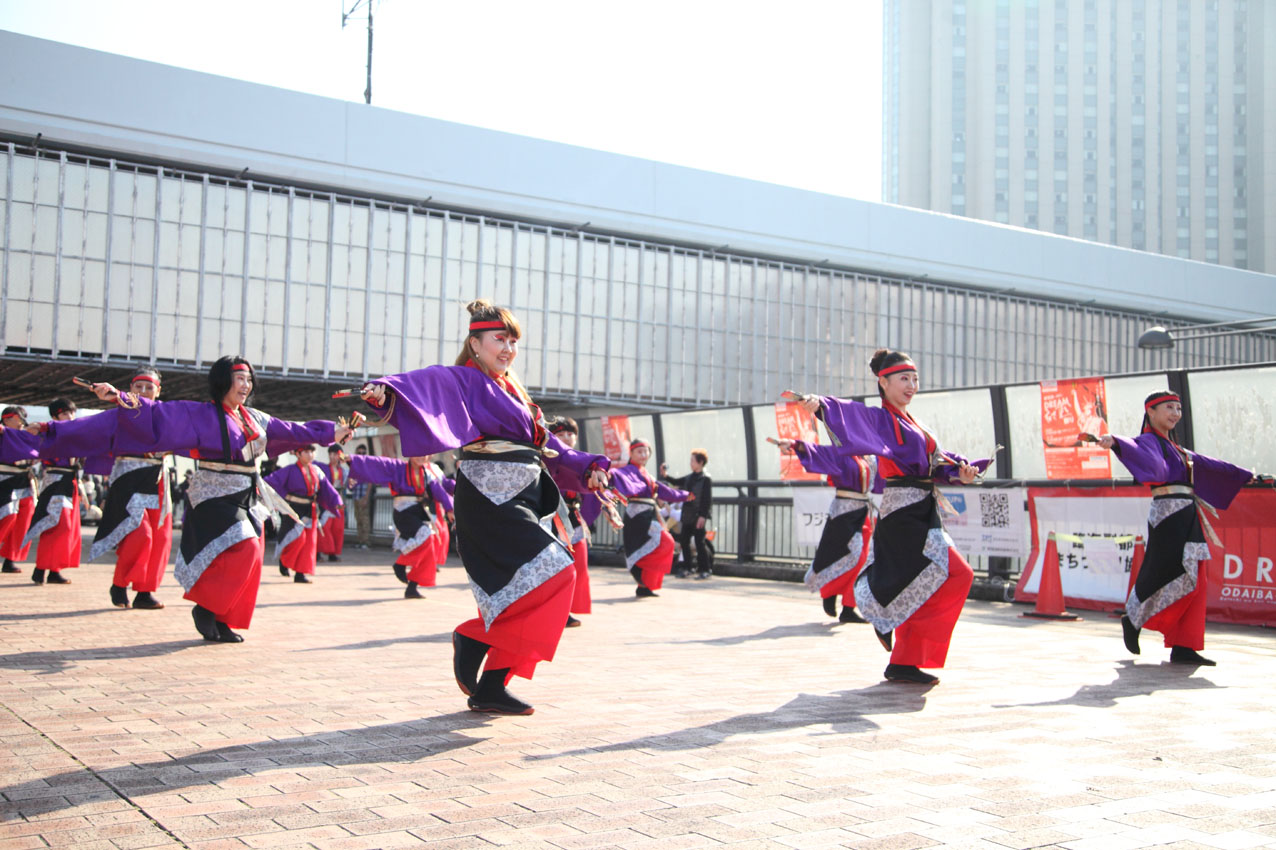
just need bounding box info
[883,0,1275,272]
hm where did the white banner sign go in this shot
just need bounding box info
[1021,494,1148,604]
[936,487,1030,558]
[792,487,836,548]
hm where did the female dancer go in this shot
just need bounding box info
[25,398,85,585]
[315,444,349,562]
[346,452,452,599]
[790,348,991,685]
[775,438,875,624]
[0,407,37,574]
[264,445,342,584]
[359,298,610,715]
[547,416,597,626]
[89,369,173,610]
[51,357,346,641]
[1098,392,1258,665]
[609,439,692,598]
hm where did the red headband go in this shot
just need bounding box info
[469,320,507,332]
[629,439,651,450]
[1144,393,1180,411]
[131,375,158,385]
[877,362,917,378]
[231,364,251,373]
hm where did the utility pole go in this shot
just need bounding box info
[342,0,374,104]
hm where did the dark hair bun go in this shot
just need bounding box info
[869,348,891,374]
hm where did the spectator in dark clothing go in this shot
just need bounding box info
[660,449,713,578]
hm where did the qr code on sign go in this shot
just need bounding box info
[979,492,1011,528]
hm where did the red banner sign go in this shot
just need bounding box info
[774,402,822,481]
[600,415,631,463]
[1040,377,1111,479]
[1016,485,1276,627]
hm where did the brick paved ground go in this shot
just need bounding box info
[2,530,1275,850]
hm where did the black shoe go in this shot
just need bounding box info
[467,668,534,715]
[695,571,711,580]
[875,628,893,652]
[565,615,581,628]
[109,584,130,608]
[327,554,341,562]
[46,571,70,584]
[1170,646,1216,666]
[393,563,408,584]
[132,591,164,610]
[672,569,689,578]
[30,568,45,585]
[839,607,868,624]
[404,581,423,599]
[278,564,290,577]
[192,605,219,640]
[452,630,489,696]
[822,595,838,617]
[1121,615,1141,655]
[2,559,20,573]
[884,664,939,685]
[213,621,244,643]
[293,572,311,583]
[635,585,657,598]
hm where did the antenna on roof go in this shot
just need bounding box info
[341,0,376,105]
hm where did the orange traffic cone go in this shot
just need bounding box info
[1022,532,1081,620]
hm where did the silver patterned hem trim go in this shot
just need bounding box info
[174,519,259,591]
[109,457,161,484]
[469,539,575,630]
[188,469,254,509]
[570,524,586,545]
[1125,541,1210,629]
[392,515,435,554]
[879,486,929,519]
[626,519,664,568]
[273,516,312,560]
[803,531,864,593]
[0,490,32,519]
[1149,497,1194,528]
[828,497,866,520]
[318,509,338,526]
[23,494,73,548]
[89,491,160,561]
[856,527,954,632]
[457,459,541,506]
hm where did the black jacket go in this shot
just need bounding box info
[662,470,712,522]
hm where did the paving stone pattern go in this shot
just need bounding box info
[2,531,1275,849]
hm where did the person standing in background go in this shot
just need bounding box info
[351,444,373,550]
[661,449,714,579]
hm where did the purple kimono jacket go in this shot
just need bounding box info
[37,399,335,466]
[348,455,452,510]
[1110,432,1252,510]
[816,397,991,481]
[363,365,608,490]
[792,440,876,492]
[263,463,342,517]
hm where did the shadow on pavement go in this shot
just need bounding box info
[298,631,452,652]
[529,682,931,759]
[994,659,1219,709]
[661,621,848,646]
[0,639,198,674]
[0,712,494,818]
[0,607,110,622]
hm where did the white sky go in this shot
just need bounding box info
[0,0,884,201]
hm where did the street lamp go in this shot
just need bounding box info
[1137,316,1276,350]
